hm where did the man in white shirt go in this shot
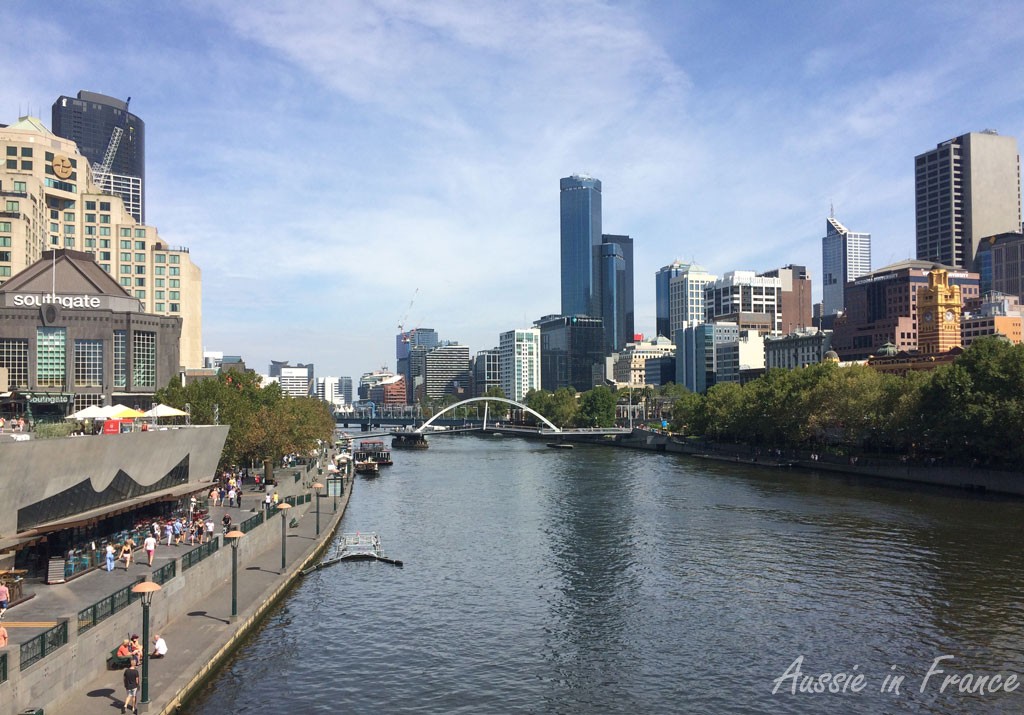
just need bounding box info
[151,634,167,658]
[143,534,157,566]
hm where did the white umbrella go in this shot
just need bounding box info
[144,404,189,418]
[66,404,106,420]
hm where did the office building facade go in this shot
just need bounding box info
[668,263,716,338]
[915,131,1021,270]
[675,322,739,394]
[1,116,201,368]
[705,271,782,334]
[499,328,541,402]
[52,91,146,223]
[760,264,812,334]
[423,343,470,400]
[764,329,833,370]
[535,314,604,392]
[601,233,634,349]
[822,217,871,316]
[656,261,687,338]
[560,175,602,317]
[472,348,500,397]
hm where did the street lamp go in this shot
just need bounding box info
[131,580,162,705]
[225,529,245,619]
[311,482,324,536]
[277,502,293,570]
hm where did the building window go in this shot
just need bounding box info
[20,147,32,157]
[0,252,9,262]
[155,291,165,300]
[170,255,180,264]
[120,240,131,249]
[134,290,145,299]
[135,229,145,238]
[120,277,131,286]
[4,160,15,170]
[100,264,110,272]
[155,279,164,288]
[135,277,145,287]
[170,267,179,276]
[0,266,10,277]
[64,237,75,248]
[134,253,145,262]
[36,327,66,388]
[0,338,29,389]
[74,339,104,387]
[100,251,111,260]
[63,212,74,222]
[169,291,180,300]
[169,303,179,313]
[155,266,164,276]
[5,201,18,212]
[85,213,96,223]
[120,252,131,262]
[0,237,10,247]
[120,228,131,237]
[114,330,127,388]
[99,227,110,236]
[135,241,145,250]
[100,202,110,211]
[100,239,110,248]
[156,303,165,312]
[135,265,145,275]
[120,266,131,275]
[4,147,14,156]
[86,201,96,210]
[64,225,75,235]
[132,331,157,388]
[100,214,110,224]
[13,181,26,193]
[0,222,9,232]
[155,255,165,263]
[20,161,32,171]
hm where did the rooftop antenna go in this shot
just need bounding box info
[829,201,835,219]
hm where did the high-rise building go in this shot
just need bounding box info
[760,264,812,334]
[535,314,604,392]
[423,344,470,400]
[822,217,871,316]
[499,328,541,401]
[0,116,201,367]
[668,263,716,338]
[560,175,602,317]
[705,270,782,334]
[601,233,634,347]
[675,322,739,393]
[915,131,1021,270]
[656,261,688,338]
[338,376,353,406]
[275,363,314,397]
[52,92,146,223]
[472,348,500,397]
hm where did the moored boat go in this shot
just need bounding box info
[354,439,393,466]
[354,459,380,475]
[392,432,429,449]
[302,532,403,572]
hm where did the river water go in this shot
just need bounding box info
[188,435,1024,714]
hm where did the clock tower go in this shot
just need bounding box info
[917,268,962,354]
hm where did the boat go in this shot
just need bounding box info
[546,442,574,449]
[302,532,403,573]
[392,432,429,449]
[354,459,379,475]
[354,439,393,466]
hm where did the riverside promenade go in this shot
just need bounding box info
[1,460,351,715]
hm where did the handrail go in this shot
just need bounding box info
[20,619,68,670]
[181,536,220,571]
[239,512,264,533]
[0,652,7,684]
[78,576,146,633]
[152,560,176,585]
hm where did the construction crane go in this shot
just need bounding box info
[92,96,131,189]
[397,288,419,343]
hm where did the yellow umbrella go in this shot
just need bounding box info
[108,404,146,419]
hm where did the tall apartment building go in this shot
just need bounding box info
[668,263,716,338]
[499,328,540,402]
[915,131,1021,270]
[338,376,353,406]
[315,376,342,406]
[0,116,201,367]
[656,260,687,337]
[705,270,782,334]
[52,91,145,223]
[675,322,739,393]
[759,264,812,334]
[822,217,871,316]
[274,363,314,397]
[423,343,470,400]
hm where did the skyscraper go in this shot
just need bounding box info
[656,261,687,338]
[499,328,541,401]
[915,131,1021,270]
[601,233,634,349]
[822,217,871,316]
[52,91,146,223]
[668,263,716,338]
[560,175,602,317]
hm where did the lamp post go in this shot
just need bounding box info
[277,502,292,570]
[311,482,324,536]
[131,580,162,705]
[225,529,244,619]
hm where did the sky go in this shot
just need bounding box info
[4,1,1024,380]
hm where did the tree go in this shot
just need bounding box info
[482,386,509,419]
[549,387,579,427]
[575,386,616,428]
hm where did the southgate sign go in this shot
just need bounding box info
[12,293,102,309]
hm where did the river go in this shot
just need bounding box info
[187,435,1024,714]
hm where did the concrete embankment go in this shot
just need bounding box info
[1,465,351,715]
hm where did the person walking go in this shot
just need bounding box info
[122,660,140,713]
[105,543,116,572]
[164,521,174,547]
[0,622,8,647]
[119,538,135,570]
[143,533,157,566]
[0,580,9,618]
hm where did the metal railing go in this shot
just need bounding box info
[181,537,220,571]
[20,620,68,670]
[152,560,176,585]
[78,576,146,633]
[239,511,264,533]
[0,652,7,684]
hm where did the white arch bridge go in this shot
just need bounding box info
[412,397,632,437]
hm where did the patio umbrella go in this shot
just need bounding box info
[143,404,189,418]
[66,404,106,420]
[107,404,147,419]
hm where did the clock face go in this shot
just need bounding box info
[52,154,73,179]
[923,310,933,322]
[945,310,955,322]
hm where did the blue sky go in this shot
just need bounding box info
[4,1,1024,380]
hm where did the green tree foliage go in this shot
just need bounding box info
[575,385,617,428]
[481,386,509,419]
[669,389,702,434]
[154,371,334,470]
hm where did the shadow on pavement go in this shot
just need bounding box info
[187,610,229,625]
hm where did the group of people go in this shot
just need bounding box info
[104,513,217,573]
[0,416,27,432]
[117,633,168,713]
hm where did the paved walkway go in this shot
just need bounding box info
[5,459,350,714]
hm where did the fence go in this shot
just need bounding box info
[20,620,68,670]
[152,559,177,585]
[181,537,220,571]
[0,652,6,684]
[239,511,265,534]
[78,576,146,633]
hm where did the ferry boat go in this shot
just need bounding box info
[302,532,402,572]
[354,459,379,476]
[354,439,393,466]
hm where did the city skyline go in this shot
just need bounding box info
[4,2,1024,379]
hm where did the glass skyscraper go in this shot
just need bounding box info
[52,91,146,223]
[656,261,687,338]
[560,175,602,317]
[822,217,871,316]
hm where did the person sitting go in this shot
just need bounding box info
[151,634,168,658]
[116,639,132,659]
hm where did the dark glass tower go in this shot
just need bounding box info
[560,175,602,317]
[601,233,634,348]
[52,91,145,222]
